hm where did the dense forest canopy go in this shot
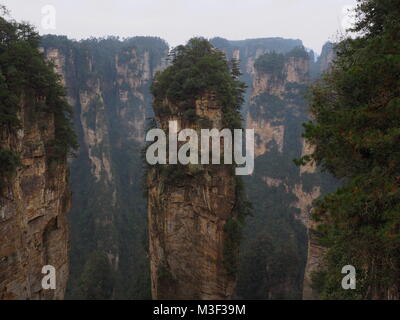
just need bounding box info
[300,0,400,299]
[151,37,246,128]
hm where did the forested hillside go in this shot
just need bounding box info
[300,0,400,299]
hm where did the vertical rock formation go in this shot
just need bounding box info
[213,38,337,299]
[147,39,247,299]
[0,106,71,300]
[147,95,238,299]
[210,37,305,116]
[14,34,335,300]
[242,47,314,299]
[0,18,74,299]
[40,36,169,299]
[315,42,335,74]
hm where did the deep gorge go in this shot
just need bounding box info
[1,30,335,299]
[40,36,335,299]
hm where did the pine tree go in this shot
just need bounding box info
[300,0,400,299]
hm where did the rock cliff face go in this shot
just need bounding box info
[20,35,334,300]
[0,103,70,300]
[244,48,314,299]
[316,42,335,74]
[40,36,168,299]
[147,94,238,300]
[213,38,337,299]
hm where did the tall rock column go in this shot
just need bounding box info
[147,94,238,299]
[0,107,71,300]
[238,47,316,299]
[147,39,247,300]
[0,19,74,299]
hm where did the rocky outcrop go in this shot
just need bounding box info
[247,49,316,299]
[147,94,238,300]
[40,36,169,299]
[317,42,335,74]
[0,103,70,300]
[212,38,336,300]
[237,43,337,300]
[19,35,334,301]
[248,52,310,158]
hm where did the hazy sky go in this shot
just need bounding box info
[2,0,357,54]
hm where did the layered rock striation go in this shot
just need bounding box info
[40,36,169,299]
[0,106,71,300]
[147,95,239,299]
[213,38,337,299]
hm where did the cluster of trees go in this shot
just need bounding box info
[254,52,286,76]
[254,46,309,78]
[151,37,246,128]
[301,0,400,299]
[0,7,77,191]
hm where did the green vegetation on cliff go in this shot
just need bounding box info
[41,34,168,299]
[77,251,114,300]
[300,0,400,299]
[0,8,77,190]
[150,38,251,277]
[254,52,286,77]
[0,148,20,190]
[235,43,338,300]
[151,37,246,128]
[255,46,309,79]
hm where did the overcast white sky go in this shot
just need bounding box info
[2,0,357,54]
